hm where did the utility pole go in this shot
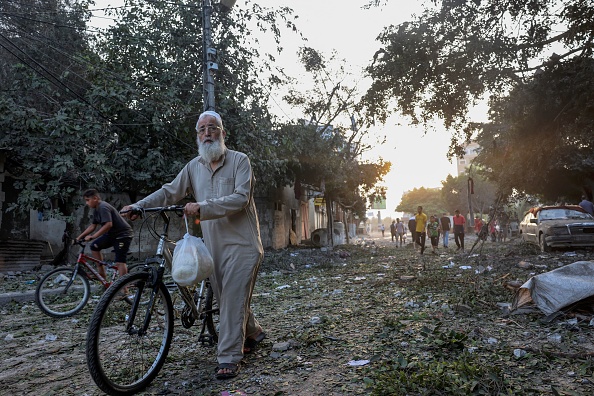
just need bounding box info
[467,172,474,230]
[202,0,217,112]
[201,0,236,111]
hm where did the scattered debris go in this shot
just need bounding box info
[513,261,594,315]
[347,360,370,366]
[517,261,533,269]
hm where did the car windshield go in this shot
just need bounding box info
[539,209,593,220]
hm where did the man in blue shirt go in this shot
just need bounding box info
[579,195,594,216]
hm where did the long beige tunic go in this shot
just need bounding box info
[135,149,264,364]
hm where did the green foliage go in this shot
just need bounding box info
[0,0,297,218]
[396,187,446,215]
[440,173,498,215]
[364,0,594,198]
[370,323,506,396]
[369,354,508,395]
[419,322,468,352]
[474,57,594,202]
[364,0,592,133]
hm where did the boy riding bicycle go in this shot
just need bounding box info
[76,189,133,281]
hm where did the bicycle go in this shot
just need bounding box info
[86,205,219,396]
[35,239,141,318]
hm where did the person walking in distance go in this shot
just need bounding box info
[415,206,428,254]
[76,189,133,282]
[440,213,451,249]
[408,216,417,250]
[453,209,466,252]
[122,111,265,380]
[427,215,440,255]
[579,194,594,216]
[390,220,397,242]
[396,218,405,247]
[380,223,385,237]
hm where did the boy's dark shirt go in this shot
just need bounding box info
[93,201,133,239]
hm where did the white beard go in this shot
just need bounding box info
[197,134,226,163]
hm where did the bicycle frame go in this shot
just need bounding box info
[125,206,215,343]
[74,242,117,288]
[85,205,220,395]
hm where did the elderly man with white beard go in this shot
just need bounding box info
[121,110,265,380]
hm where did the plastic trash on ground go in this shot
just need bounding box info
[347,359,370,366]
[512,261,594,316]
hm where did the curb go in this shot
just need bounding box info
[0,290,36,306]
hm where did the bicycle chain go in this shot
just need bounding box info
[179,286,199,329]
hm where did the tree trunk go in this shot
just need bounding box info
[325,196,334,247]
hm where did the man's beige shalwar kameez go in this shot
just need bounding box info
[135,149,264,365]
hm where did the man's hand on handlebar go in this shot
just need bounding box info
[121,205,141,220]
[184,202,200,217]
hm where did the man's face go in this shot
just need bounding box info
[196,115,225,145]
[417,206,422,214]
[84,196,99,209]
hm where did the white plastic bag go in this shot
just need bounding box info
[172,233,214,286]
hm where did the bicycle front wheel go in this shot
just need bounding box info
[35,267,90,318]
[86,271,174,395]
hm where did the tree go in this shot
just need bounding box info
[473,57,594,202]
[440,172,498,217]
[364,0,594,156]
[280,47,391,243]
[364,0,594,203]
[396,187,445,216]
[440,174,467,214]
[93,0,297,194]
[0,0,107,223]
[0,0,297,222]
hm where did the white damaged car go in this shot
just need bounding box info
[519,205,594,252]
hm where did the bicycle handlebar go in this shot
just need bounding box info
[70,238,86,247]
[120,205,185,215]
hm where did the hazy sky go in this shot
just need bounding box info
[91,1,468,218]
[251,0,463,218]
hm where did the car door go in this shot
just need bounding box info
[525,212,538,243]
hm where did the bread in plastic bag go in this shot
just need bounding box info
[172,233,214,286]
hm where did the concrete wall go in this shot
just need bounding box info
[12,184,317,268]
[28,193,186,263]
[255,185,306,249]
[29,210,66,257]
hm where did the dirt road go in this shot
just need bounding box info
[2,236,594,395]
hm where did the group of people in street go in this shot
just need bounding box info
[389,219,406,246]
[404,207,467,254]
[380,206,518,254]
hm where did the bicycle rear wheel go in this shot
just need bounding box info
[86,271,174,395]
[35,266,90,318]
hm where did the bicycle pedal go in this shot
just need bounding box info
[198,334,215,346]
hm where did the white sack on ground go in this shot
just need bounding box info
[513,261,594,316]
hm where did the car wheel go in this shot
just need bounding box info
[539,234,551,252]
